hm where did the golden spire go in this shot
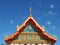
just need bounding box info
[30,6,32,17]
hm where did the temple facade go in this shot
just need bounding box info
[5,7,56,45]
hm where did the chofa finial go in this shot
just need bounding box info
[30,6,32,17]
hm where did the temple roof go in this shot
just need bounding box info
[5,16,56,43]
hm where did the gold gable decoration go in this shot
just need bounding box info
[16,25,20,31]
[42,25,45,31]
[28,25,33,30]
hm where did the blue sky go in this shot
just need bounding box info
[0,0,60,45]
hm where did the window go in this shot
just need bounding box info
[36,44,38,45]
[24,44,26,45]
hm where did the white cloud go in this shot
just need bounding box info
[43,12,48,17]
[46,21,51,25]
[52,26,56,29]
[10,20,13,24]
[50,4,54,8]
[48,11,53,15]
[48,11,56,16]
[48,11,52,14]
[37,16,40,20]
[21,17,26,19]
[46,21,56,30]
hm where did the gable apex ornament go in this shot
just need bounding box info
[30,6,32,17]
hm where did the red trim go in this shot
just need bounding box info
[5,16,56,43]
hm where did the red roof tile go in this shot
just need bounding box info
[5,16,56,43]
